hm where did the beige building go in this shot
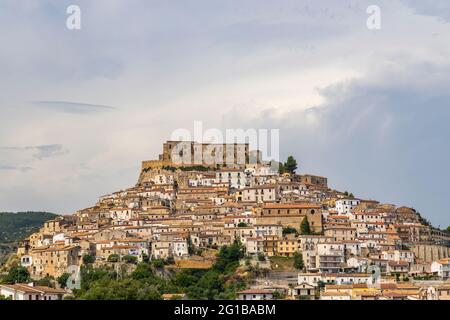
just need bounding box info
[160,141,251,168]
[29,245,81,278]
[255,203,323,233]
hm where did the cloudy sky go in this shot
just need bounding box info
[0,0,449,227]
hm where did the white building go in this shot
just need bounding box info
[215,169,247,189]
[242,185,277,203]
[172,239,189,257]
[335,199,360,214]
[431,258,450,279]
[0,284,66,300]
[246,237,264,256]
[335,274,373,285]
[382,250,415,264]
[254,224,283,237]
[237,289,274,300]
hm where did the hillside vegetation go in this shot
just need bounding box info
[0,212,57,265]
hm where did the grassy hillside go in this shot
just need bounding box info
[0,212,57,264]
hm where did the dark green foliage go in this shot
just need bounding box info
[0,212,57,243]
[2,266,31,284]
[165,256,175,265]
[0,212,57,264]
[142,254,150,263]
[282,227,298,236]
[131,263,154,281]
[36,276,55,288]
[293,252,304,270]
[343,191,354,198]
[77,278,161,300]
[122,255,138,264]
[169,242,246,300]
[82,254,95,265]
[418,213,431,227]
[284,156,298,174]
[107,254,119,263]
[152,259,165,268]
[300,217,312,235]
[237,222,248,228]
[187,237,194,255]
[67,243,247,300]
[257,253,266,262]
[57,273,71,288]
[272,291,285,299]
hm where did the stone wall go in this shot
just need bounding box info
[411,244,450,262]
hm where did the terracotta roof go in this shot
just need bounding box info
[263,203,321,209]
[0,284,66,294]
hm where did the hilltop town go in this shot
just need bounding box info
[1,140,450,300]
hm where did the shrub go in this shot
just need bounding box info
[122,255,138,264]
[293,252,304,270]
[36,276,55,288]
[165,256,175,265]
[2,266,31,284]
[152,259,165,268]
[82,254,95,265]
[57,273,71,289]
[107,254,119,263]
[282,226,298,236]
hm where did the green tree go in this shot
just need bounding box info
[36,276,55,288]
[272,290,285,300]
[293,252,304,270]
[122,255,138,264]
[282,226,298,236]
[284,156,298,174]
[300,217,312,235]
[82,254,95,265]
[142,253,150,263]
[237,222,248,227]
[152,259,165,268]
[2,266,31,284]
[107,254,119,263]
[165,256,175,265]
[131,262,154,281]
[186,237,195,255]
[57,273,71,289]
[447,226,450,232]
[78,278,161,300]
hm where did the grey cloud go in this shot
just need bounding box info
[0,144,68,160]
[222,63,450,227]
[32,144,68,160]
[30,101,116,114]
[0,165,33,172]
[400,0,450,22]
